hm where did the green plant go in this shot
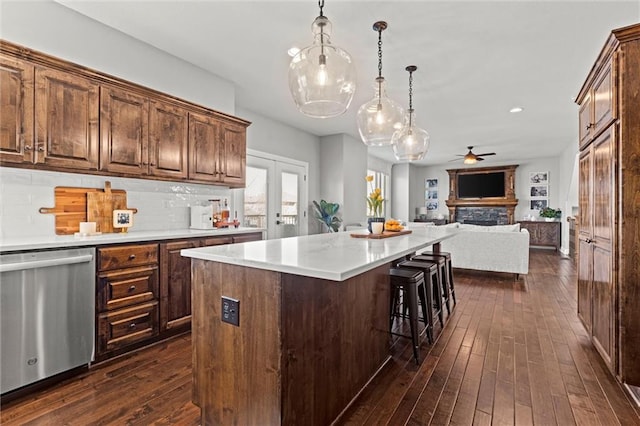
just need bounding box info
[539,207,561,218]
[312,200,343,232]
[366,175,384,217]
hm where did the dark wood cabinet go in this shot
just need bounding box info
[159,233,262,334]
[188,111,220,183]
[96,243,159,359]
[517,221,560,250]
[0,40,250,187]
[100,86,149,175]
[159,240,198,333]
[35,67,99,170]
[149,99,188,179]
[576,24,640,386]
[0,56,34,164]
[219,122,246,187]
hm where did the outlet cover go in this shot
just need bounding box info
[221,296,240,326]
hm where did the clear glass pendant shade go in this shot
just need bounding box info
[356,78,406,146]
[392,110,430,161]
[288,16,356,118]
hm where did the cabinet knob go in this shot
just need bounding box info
[585,238,593,244]
[129,323,137,329]
[24,145,32,151]
[37,146,44,152]
[128,285,136,292]
[128,254,136,260]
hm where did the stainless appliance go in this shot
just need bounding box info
[0,248,95,394]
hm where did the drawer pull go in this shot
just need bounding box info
[128,254,136,260]
[128,285,136,292]
[129,323,137,329]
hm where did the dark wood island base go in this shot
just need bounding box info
[191,260,392,425]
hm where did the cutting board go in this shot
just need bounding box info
[39,182,135,235]
[350,229,412,239]
[86,182,134,233]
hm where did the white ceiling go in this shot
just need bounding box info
[57,0,639,166]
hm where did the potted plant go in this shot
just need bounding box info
[366,175,385,233]
[539,207,561,221]
[312,200,343,232]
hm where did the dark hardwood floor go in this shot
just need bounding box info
[2,250,639,425]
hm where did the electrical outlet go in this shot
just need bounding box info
[221,296,240,326]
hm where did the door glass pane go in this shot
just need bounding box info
[244,166,267,228]
[281,171,298,226]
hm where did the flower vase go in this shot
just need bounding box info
[368,217,385,233]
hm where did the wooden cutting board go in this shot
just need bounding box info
[350,230,412,239]
[86,182,133,233]
[39,182,135,235]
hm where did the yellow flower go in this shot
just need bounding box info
[366,175,384,217]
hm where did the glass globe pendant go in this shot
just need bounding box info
[357,21,405,147]
[288,0,356,118]
[392,65,430,161]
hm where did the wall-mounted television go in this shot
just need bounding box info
[457,172,505,198]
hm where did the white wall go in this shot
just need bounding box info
[558,143,580,254]
[0,1,326,239]
[391,163,411,222]
[410,157,563,222]
[0,168,231,239]
[0,0,235,114]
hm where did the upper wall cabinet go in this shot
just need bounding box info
[0,40,250,187]
[0,56,34,164]
[578,59,615,150]
[149,99,188,180]
[100,86,149,175]
[35,67,100,170]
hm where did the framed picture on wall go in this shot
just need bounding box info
[426,179,438,188]
[427,190,438,200]
[530,199,548,210]
[426,201,439,211]
[529,172,549,185]
[530,185,548,198]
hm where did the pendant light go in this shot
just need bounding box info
[356,21,405,147]
[288,0,356,118]
[392,65,430,161]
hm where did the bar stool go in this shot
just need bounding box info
[397,260,444,330]
[389,268,428,364]
[417,251,457,306]
[412,254,451,315]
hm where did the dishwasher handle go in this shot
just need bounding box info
[0,254,94,273]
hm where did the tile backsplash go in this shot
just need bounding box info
[0,167,232,239]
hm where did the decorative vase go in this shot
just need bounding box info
[544,217,556,222]
[367,217,385,233]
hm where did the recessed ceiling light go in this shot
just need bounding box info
[509,107,524,113]
[287,47,300,57]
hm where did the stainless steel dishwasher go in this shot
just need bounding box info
[0,247,95,394]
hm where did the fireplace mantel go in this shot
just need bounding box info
[445,165,519,224]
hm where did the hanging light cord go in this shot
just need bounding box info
[318,0,325,62]
[377,27,383,105]
[318,0,324,16]
[408,69,414,127]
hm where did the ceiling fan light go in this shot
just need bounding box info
[288,4,356,118]
[463,156,476,165]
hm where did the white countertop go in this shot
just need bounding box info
[181,227,457,281]
[0,227,265,252]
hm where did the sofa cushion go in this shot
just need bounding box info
[458,223,520,232]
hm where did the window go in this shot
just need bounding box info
[366,169,389,217]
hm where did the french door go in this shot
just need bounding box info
[239,153,308,240]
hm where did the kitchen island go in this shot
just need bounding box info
[181,228,456,426]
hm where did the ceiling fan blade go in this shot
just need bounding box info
[448,158,462,162]
[455,154,465,157]
[476,152,496,157]
[476,157,485,161]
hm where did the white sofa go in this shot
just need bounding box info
[408,222,530,275]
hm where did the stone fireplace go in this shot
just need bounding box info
[445,165,519,224]
[455,207,509,225]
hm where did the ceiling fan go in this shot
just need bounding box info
[451,146,496,164]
